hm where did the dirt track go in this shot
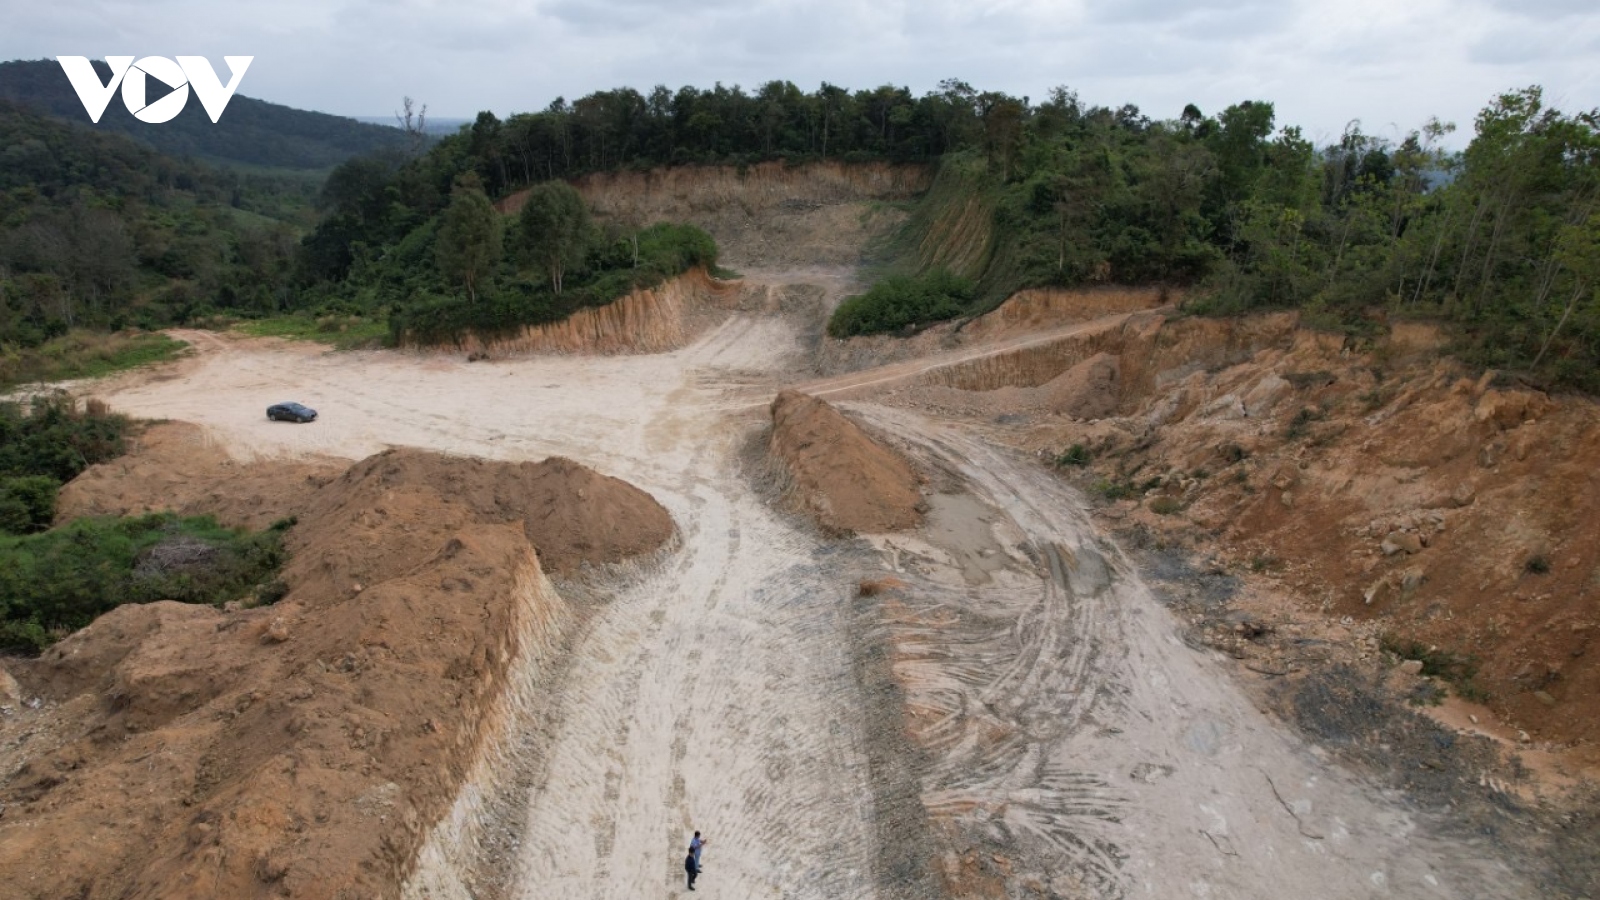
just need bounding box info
[80,283,1540,897]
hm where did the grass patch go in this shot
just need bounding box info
[0,331,188,389]
[1250,554,1282,573]
[1148,496,1184,516]
[234,314,390,349]
[0,512,292,653]
[1285,407,1324,440]
[1092,478,1137,501]
[1054,444,1090,467]
[1380,634,1487,701]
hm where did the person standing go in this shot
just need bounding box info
[690,830,709,870]
[684,846,700,891]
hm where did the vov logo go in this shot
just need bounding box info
[56,56,253,124]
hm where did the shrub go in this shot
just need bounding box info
[0,475,59,533]
[826,269,974,338]
[1054,444,1090,467]
[1524,555,1551,575]
[0,513,288,653]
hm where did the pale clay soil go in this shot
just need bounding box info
[75,276,1536,899]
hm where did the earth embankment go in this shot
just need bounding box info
[0,443,672,900]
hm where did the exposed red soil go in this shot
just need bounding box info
[0,442,673,900]
[924,312,1600,770]
[768,389,923,534]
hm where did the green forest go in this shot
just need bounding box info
[1,69,1597,390]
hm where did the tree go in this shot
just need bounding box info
[515,181,592,294]
[434,175,501,302]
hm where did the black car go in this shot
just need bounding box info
[266,402,317,423]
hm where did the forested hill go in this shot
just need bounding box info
[0,59,409,170]
[301,80,1597,391]
[0,99,314,349]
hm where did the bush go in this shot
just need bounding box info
[1054,444,1090,467]
[0,512,288,653]
[827,269,974,338]
[0,475,59,533]
[0,392,130,483]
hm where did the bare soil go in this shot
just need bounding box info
[1,165,1595,899]
[767,389,923,534]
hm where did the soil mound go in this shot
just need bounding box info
[0,445,672,899]
[55,421,344,530]
[291,448,674,583]
[768,390,922,534]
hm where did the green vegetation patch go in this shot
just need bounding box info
[392,221,719,346]
[0,332,188,390]
[827,269,974,338]
[1380,634,1487,701]
[0,513,291,653]
[0,393,132,534]
[234,315,389,350]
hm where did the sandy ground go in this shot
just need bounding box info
[77,286,1538,897]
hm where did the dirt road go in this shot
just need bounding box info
[86,286,1531,897]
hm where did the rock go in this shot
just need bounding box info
[1363,578,1392,606]
[1381,532,1423,556]
[1243,374,1291,418]
[1451,482,1476,507]
[0,664,19,704]
[1478,441,1504,468]
[1400,568,1426,592]
[1200,393,1246,421]
[1398,659,1425,676]
[262,617,291,644]
[1474,389,1550,430]
[1533,690,1557,707]
[1280,491,1295,509]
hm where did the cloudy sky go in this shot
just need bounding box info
[6,0,1598,146]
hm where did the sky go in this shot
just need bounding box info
[5,0,1599,148]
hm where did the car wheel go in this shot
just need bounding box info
[268,411,278,421]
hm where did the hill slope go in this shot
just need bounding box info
[0,58,408,170]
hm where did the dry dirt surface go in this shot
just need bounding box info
[2,169,1595,898]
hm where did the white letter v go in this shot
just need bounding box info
[56,56,134,123]
[178,56,253,123]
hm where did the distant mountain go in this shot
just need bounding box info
[0,58,409,170]
[353,115,473,136]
